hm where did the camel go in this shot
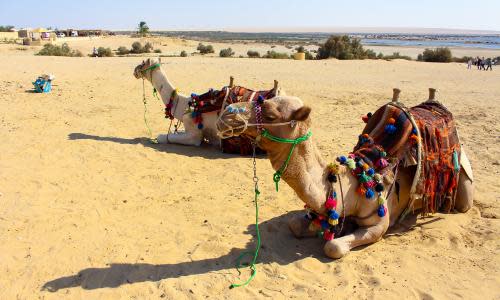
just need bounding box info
[215,89,474,259]
[134,58,283,147]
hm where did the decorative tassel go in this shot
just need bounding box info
[385,124,397,134]
[325,197,337,210]
[328,218,338,226]
[367,168,375,176]
[375,183,384,192]
[346,159,356,169]
[364,180,376,188]
[329,210,340,220]
[327,173,337,183]
[376,158,389,168]
[357,185,367,196]
[323,230,334,241]
[337,156,347,164]
[377,205,387,217]
[373,174,383,182]
[320,220,329,229]
[197,123,204,129]
[365,188,375,199]
[358,172,371,183]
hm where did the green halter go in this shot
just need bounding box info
[141,63,161,74]
[260,129,312,191]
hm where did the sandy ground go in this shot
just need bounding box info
[0,37,499,299]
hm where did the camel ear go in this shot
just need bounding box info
[290,106,311,121]
[262,101,282,121]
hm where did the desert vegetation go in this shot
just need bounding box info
[36,43,83,57]
[247,50,260,58]
[197,43,214,54]
[417,47,452,62]
[219,47,234,57]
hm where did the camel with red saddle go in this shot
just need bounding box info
[133,59,283,148]
[216,88,473,259]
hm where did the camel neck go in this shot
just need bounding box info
[265,135,357,216]
[149,69,190,120]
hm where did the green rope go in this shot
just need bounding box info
[230,186,261,289]
[142,79,158,144]
[261,129,312,191]
[141,63,161,73]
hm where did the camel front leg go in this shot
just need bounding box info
[323,219,389,259]
[157,115,203,146]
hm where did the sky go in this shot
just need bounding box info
[1,0,499,32]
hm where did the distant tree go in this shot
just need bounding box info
[418,47,452,63]
[295,46,305,53]
[97,47,113,57]
[316,35,369,60]
[0,25,14,32]
[138,21,149,36]
[180,50,188,57]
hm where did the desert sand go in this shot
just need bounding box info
[0,36,499,299]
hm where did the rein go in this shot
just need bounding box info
[259,129,312,191]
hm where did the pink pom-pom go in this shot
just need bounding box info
[325,197,337,210]
[364,180,376,188]
[376,158,389,168]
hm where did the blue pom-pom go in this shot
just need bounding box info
[378,205,386,217]
[238,107,246,113]
[412,128,417,135]
[385,124,397,134]
[227,106,234,113]
[366,188,375,199]
[333,191,337,198]
[338,156,347,164]
[197,123,204,129]
[329,210,339,220]
[367,168,375,176]
[320,220,329,229]
[191,93,197,98]
[191,111,197,118]
[257,95,264,104]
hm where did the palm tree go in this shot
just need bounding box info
[138,21,149,36]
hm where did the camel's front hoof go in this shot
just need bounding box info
[288,216,316,238]
[324,240,350,259]
[157,134,169,144]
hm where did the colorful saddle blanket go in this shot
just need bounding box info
[188,86,277,156]
[353,100,461,214]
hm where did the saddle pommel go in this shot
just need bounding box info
[392,88,401,102]
[428,88,436,101]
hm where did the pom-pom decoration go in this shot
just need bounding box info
[365,188,375,199]
[323,230,334,241]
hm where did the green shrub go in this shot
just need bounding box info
[197,43,214,54]
[117,46,129,55]
[219,47,234,57]
[247,50,260,58]
[154,49,162,53]
[180,50,188,57]
[452,56,472,63]
[377,52,384,59]
[263,50,289,59]
[317,35,369,60]
[383,52,412,60]
[295,46,305,53]
[365,49,377,59]
[36,43,83,57]
[0,25,14,32]
[144,42,153,53]
[131,41,144,54]
[418,47,452,62]
[97,47,113,57]
[304,51,314,60]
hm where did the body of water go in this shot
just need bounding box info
[361,36,500,49]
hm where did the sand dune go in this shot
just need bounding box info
[0,37,499,299]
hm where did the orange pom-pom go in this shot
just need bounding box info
[388,118,396,124]
[363,164,370,171]
[357,185,367,196]
[363,133,369,138]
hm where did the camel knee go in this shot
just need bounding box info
[288,215,316,239]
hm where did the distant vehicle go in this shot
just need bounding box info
[70,30,78,37]
[56,33,65,38]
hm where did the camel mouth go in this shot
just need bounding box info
[133,66,143,79]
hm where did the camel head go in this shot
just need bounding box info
[133,58,160,80]
[216,96,311,149]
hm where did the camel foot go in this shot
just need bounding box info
[157,134,169,144]
[324,240,350,259]
[288,216,316,238]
